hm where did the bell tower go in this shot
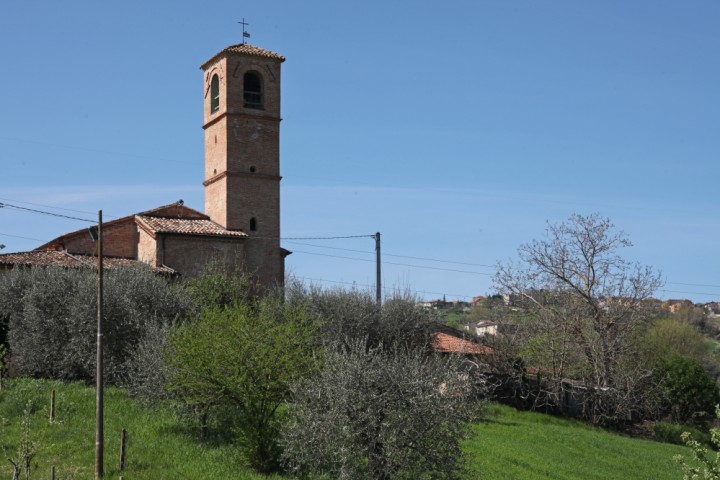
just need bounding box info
[201,43,286,285]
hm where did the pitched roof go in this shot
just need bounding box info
[36,201,207,251]
[136,215,248,238]
[201,43,285,69]
[0,250,175,273]
[431,331,494,355]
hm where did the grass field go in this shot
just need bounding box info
[0,378,694,479]
[0,378,280,479]
[466,404,690,480]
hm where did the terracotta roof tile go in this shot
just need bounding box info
[201,43,285,69]
[0,251,175,273]
[136,215,248,238]
[431,332,493,355]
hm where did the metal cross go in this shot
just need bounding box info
[239,18,250,44]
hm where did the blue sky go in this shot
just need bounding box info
[1,1,719,302]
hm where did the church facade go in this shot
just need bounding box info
[0,43,289,288]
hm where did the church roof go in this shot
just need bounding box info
[201,43,285,69]
[36,201,209,251]
[0,250,175,273]
[136,215,248,238]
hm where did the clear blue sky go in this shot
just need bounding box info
[1,1,719,302]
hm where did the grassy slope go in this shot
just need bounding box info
[466,404,690,480]
[0,378,696,479]
[0,378,282,480]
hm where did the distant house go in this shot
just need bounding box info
[469,295,486,306]
[463,321,498,337]
[664,299,693,313]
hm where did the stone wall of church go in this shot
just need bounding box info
[161,235,246,278]
[64,219,139,259]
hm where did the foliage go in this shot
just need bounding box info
[495,213,662,424]
[673,304,713,336]
[642,318,709,365]
[286,282,434,352]
[6,400,37,480]
[674,408,720,480]
[281,339,480,480]
[0,265,187,384]
[653,421,711,447]
[653,356,720,425]
[182,262,254,313]
[122,266,254,404]
[165,294,319,472]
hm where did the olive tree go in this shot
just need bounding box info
[0,265,186,383]
[495,213,662,424]
[281,339,480,480]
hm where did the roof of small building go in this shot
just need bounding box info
[201,43,285,69]
[431,332,493,355]
[0,250,175,273]
[136,215,248,238]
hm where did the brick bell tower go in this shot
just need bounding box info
[200,43,286,286]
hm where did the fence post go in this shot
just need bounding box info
[49,390,55,423]
[119,429,127,471]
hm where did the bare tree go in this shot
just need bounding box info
[495,213,662,424]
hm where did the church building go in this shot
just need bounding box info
[0,43,289,288]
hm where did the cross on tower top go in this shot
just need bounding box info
[238,18,250,44]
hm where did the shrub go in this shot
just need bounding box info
[1,265,186,383]
[654,356,720,425]
[165,294,319,472]
[282,339,482,480]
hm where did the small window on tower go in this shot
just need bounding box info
[210,75,220,113]
[250,217,257,231]
[243,71,263,109]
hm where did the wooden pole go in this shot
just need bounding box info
[95,210,104,479]
[375,232,381,304]
[49,389,55,423]
[119,429,127,471]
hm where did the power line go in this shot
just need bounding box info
[666,281,720,289]
[284,240,495,268]
[289,249,493,276]
[0,196,100,216]
[292,276,477,300]
[0,232,46,242]
[660,289,720,298]
[0,202,95,223]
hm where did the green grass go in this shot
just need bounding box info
[0,378,698,479]
[465,404,691,480]
[0,378,283,479]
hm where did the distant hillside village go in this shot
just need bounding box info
[421,295,720,338]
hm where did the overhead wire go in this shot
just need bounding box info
[0,232,46,242]
[0,196,101,216]
[0,202,95,223]
[1,200,718,298]
[289,250,493,276]
[292,276,476,300]
[283,240,495,268]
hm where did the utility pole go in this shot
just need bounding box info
[95,210,104,479]
[375,232,381,304]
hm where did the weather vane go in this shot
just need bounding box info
[239,18,250,44]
